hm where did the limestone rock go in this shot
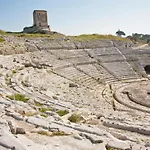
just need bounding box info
[27,116,50,129]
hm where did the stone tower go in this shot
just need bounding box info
[23,10,51,33]
[33,10,48,28]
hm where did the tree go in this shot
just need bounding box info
[116,30,126,37]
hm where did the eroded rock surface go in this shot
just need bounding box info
[0,35,149,149]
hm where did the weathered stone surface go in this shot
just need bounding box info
[27,117,50,128]
[0,130,26,150]
[69,83,78,88]
[0,35,149,149]
[16,127,26,134]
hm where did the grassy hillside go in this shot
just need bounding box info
[0,30,130,41]
[0,30,65,39]
[0,37,4,43]
[69,34,130,41]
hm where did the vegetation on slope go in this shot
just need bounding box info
[68,113,84,123]
[57,110,69,116]
[35,130,69,137]
[0,30,6,34]
[16,33,64,39]
[0,29,65,39]
[69,34,130,41]
[7,93,30,102]
[127,33,150,44]
[39,107,52,113]
[0,37,4,43]
[0,29,130,41]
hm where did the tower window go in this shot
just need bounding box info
[38,13,41,20]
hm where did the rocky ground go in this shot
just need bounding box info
[0,34,150,150]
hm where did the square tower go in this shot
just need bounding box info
[23,10,51,33]
[33,10,48,27]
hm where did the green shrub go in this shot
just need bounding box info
[6,73,9,78]
[12,70,17,74]
[39,107,52,113]
[40,114,48,118]
[68,113,83,123]
[34,101,43,107]
[0,37,4,43]
[7,93,29,103]
[5,76,11,85]
[57,110,69,116]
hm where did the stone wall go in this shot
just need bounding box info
[23,26,35,33]
[23,26,50,34]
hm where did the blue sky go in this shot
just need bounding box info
[0,0,150,35]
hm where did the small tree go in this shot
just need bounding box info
[116,30,126,37]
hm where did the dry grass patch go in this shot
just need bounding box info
[106,147,122,150]
[24,111,38,117]
[51,131,70,136]
[36,130,50,136]
[33,130,69,137]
